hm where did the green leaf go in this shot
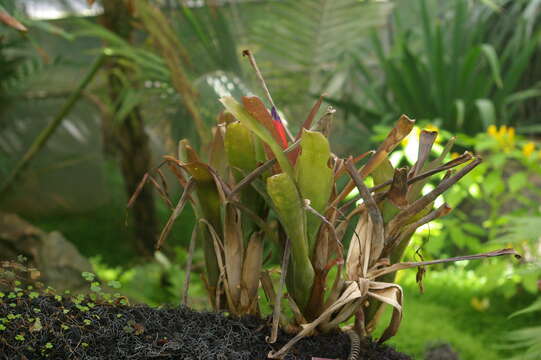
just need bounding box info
[475,99,496,128]
[481,44,503,88]
[462,222,486,237]
[267,173,314,310]
[181,159,223,292]
[505,88,541,104]
[224,121,258,176]
[510,300,541,318]
[23,18,74,40]
[483,171,505,196]
[295,129,333,250]
[220,96,294,179]
[508,172,528,193]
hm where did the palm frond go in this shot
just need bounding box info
[252,0,393,122]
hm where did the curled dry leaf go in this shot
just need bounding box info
[333,114,415,207]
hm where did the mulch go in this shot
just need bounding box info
[0,293,411,359]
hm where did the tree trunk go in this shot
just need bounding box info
[101,0,157,257]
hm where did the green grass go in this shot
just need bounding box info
[375,266,537,359]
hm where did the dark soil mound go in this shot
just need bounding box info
[0,294,410,359]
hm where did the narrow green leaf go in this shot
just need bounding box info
[481,44,503,88]
[510,299,541,321]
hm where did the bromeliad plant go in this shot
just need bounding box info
[147,53,519,358]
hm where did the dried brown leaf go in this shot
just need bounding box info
[369,248,521,279]
[410,130,438,177]
[223,204,243,306]
[334,115,415,207]
[240,231,263,313]
[387,167,409,208]
[156,179,194,249]
[0,11,27,32]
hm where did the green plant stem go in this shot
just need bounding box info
[0,53,107,199]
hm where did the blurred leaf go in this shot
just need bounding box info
[508,172,528,193]
[475,99,496,128]
[0,9,26,32]
[23,18,74,40]
[510,299,541,318]
[252,0,393,119]
[480,44,503,88]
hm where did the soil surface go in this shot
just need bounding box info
[0,294,411,359]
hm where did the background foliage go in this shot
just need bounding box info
[0,0,540,359]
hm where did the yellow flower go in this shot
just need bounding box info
[522,142,535,157]
[487,124,497,137]
[488,125,516,152]
[471,296,490,312]
[450,152,460,159]
[499,125,508,138]
[508,127,515,141]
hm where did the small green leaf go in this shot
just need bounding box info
[484,171,505,196]
[90,282,102,293]
[107,280,122,289]
[508,172,528,193]
[81,272,95,282]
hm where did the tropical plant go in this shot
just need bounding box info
[75,0,246,148]
[140,53,519,357]
[329,0,541,135]
[377,123,540,298]
[0,2,76,184]
[481,0,541,130]
[503,295,541,359]
[251,0,393,123]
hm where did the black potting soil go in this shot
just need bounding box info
[0,294,411,359]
